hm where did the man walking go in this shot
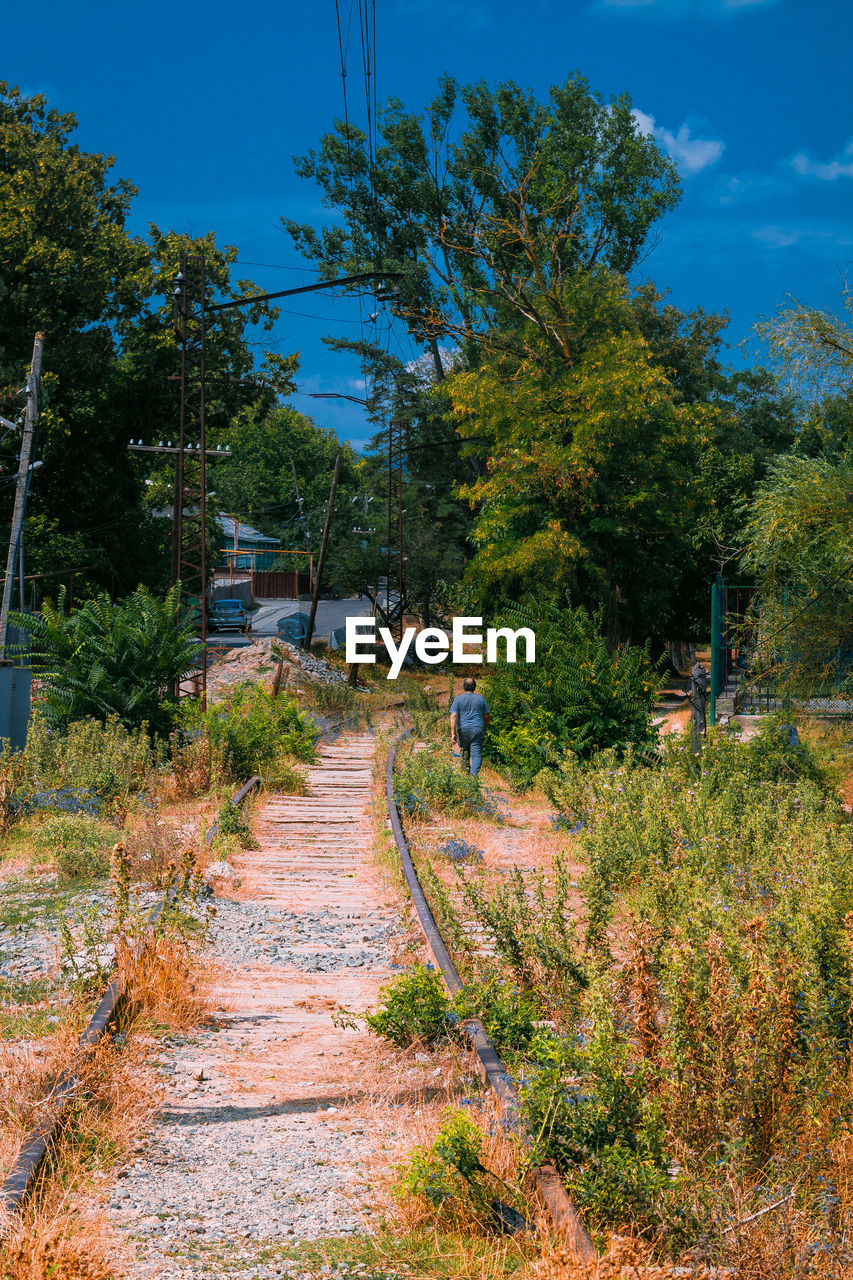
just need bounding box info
[449,677,490,777]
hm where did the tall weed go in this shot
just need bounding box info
[7,712,159,814]
[530,719,853,1251]
[179,683,317,781]
[395,746,487,819]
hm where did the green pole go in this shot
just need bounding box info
[709,580,719,727]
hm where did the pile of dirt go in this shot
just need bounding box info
[206,637,347,702]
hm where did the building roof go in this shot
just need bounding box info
[216,514,280,546]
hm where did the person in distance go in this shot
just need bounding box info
[449,676,491,776]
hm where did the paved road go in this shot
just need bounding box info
[250,597,374,640]
[206,598,376,650]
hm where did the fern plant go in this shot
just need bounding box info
[12,584,198,736]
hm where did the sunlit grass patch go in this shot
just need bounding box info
[0,976,64,1040]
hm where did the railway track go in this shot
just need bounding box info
[2,726,594,1272]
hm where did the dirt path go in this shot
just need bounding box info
[107,733,456,1279]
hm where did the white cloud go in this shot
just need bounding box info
[752,225,800,248]
[594,0,779,13]
[750,222,853,250]
[632,109,724,175]
[790,140,853,182]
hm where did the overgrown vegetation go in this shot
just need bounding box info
[179,683,317,783]
[31,812,114,882]
[2,711,160,819]
[482,601,661,787]
[394,745,491,819]
[398,1106,525,1235]
[395,719,853,1264]
[360,965,544,1060]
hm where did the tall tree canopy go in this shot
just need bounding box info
[447,271,714,644]
[286,73,681,376]
[288,72,811,645]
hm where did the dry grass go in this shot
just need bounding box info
[119,932,210,1033]
[343,1055,540,1275]
[529,1235,711,1279]
[0,918,210,1278]
[160,733,227,801]
[0,1030,151,1280]
[1,1210,121,1280]
[119,802,210,888]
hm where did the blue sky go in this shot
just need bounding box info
[4,0,851,448]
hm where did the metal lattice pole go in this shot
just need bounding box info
[173,253,208,704]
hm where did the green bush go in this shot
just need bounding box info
[32,812,114,881]
[433,856,587,1007]
[181,684,317,781]
[521,996,687,1244]
[364,963,543,1059]
[215,798,257,848]
[6,711,159,811]
[543,721,853,1167]
[452,973,542,1057]
[482,599,661,786]
[12,584,198,736]
[397,1108,505,1228]
[365,965,452,1047]
[394,746,485,819]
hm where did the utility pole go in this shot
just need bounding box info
[172,254,209,703]
[127,440,232,594]
[304,454,340,650]
[162,267,400,685]
[0,333,44,657]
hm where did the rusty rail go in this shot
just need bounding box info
[386,735,596,1259]
[0,776,261,1224]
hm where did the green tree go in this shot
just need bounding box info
[741,455,853,695]
[735,291,853,693]
[0,83,293,598]
[482,599,660,785]
[756,288,853,397]
[448,272,714,644]
[0,82,148,593]
[286,73,680,373]
[212,403,358,591]
[634,284,802,599]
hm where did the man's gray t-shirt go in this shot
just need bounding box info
[450,692,490,735]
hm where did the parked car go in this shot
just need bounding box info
[209,599,250,632]
[276,611,310,647]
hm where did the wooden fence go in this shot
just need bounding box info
[252,570,311,598]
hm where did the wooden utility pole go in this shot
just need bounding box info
[304,454,340,650]
[0,333,44,657]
